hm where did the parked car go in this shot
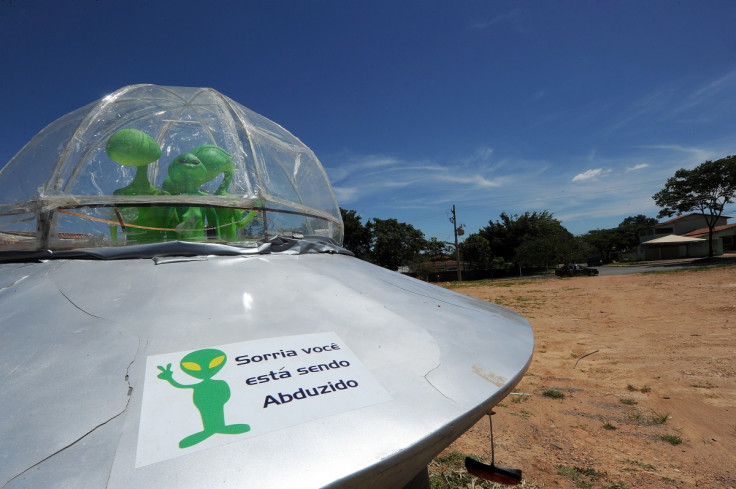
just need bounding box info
[555,263,599,277]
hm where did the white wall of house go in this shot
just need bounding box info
[638,237,723,260]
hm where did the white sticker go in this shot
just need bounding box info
[136,332,392,467]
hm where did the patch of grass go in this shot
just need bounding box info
[649,410,670,425]
[623,458,656,470]
[443,278,536,289]
[659,433,683,445]
[627,410,671,426]
[494,296,511,307]
[493,294,546,311]
[429,451,537,488]
[628,413,644,424]
[510,408,532,419]
[640,385,652,393]
[429,451,477,489]
[619,398,637,405]
[556,465,605,488]
[542,388,565,400]
[602,422,617,430]
[511,394,529,404]
[432,451,466,466]
[602,483,629,489]
[642,260,736,275]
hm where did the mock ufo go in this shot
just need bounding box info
[0,85,533,489]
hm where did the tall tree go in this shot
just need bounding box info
[460,233,492,270]
[480,210,573,267]
[581,216,657,264]
[653,156,736,257]
[582,228,619,263]
[367,218,427,270]
[616,215,658,252]
[424,237,450,262]
[340,208,372,259]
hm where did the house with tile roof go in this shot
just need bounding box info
[637,213,734,260]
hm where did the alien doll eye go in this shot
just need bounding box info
[182,362,201,371]
[209,355,225,368]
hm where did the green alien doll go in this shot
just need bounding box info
[189,145,234,196]
[157,348,250,449]
[163,145,258,241]
[106,128,176,243]
[192,145,259,240]
[162,152,221,240]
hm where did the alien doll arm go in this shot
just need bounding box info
[157,363,193,389]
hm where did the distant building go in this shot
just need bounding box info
[638,213,735,260]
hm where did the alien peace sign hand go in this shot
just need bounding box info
[157,363,174,381]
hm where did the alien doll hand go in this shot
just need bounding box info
[157,363,174,381]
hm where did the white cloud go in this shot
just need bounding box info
[462,146,494,165]
[332,186,359,204]
[467,10,521,30]
[572,168,611,182]
[625,163,649,172]
[439,174,502,188]
[324,145,686,238]
[641,144,716,166]
[691,68,736,100]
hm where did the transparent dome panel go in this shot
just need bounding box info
[0,84,343,252]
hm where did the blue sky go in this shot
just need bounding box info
[2,1,736,243]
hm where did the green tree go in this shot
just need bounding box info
[582,228,619,264]
[514,227,583,269]
[479,211,557,261]
[460,233,492,270]
[514,236,555,269]
[581,216,657,264]
[424,237,450,262]
[653,156,736,257]
[367,218,427,270]
[340,208,372,259]
[616,214,658,252]
[480,211,575,270]
[552,232,587,266]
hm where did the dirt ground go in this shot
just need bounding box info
[432,263,736,489]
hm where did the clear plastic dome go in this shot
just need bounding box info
[0,84,343,251]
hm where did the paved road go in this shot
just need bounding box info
[594,256,736,276]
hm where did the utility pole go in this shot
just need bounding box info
[450,205,464,281]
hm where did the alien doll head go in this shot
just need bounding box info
[179,349,227,380]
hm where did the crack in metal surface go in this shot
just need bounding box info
[423,362,455,402]
[3,339,142,489]
[105,337,143,489]
[57,287,107,319]
[0,275,29,294]
[2,405,129,488]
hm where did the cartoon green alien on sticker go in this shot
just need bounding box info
[157,348,250,448]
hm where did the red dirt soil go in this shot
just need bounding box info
[439,265,736,488]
